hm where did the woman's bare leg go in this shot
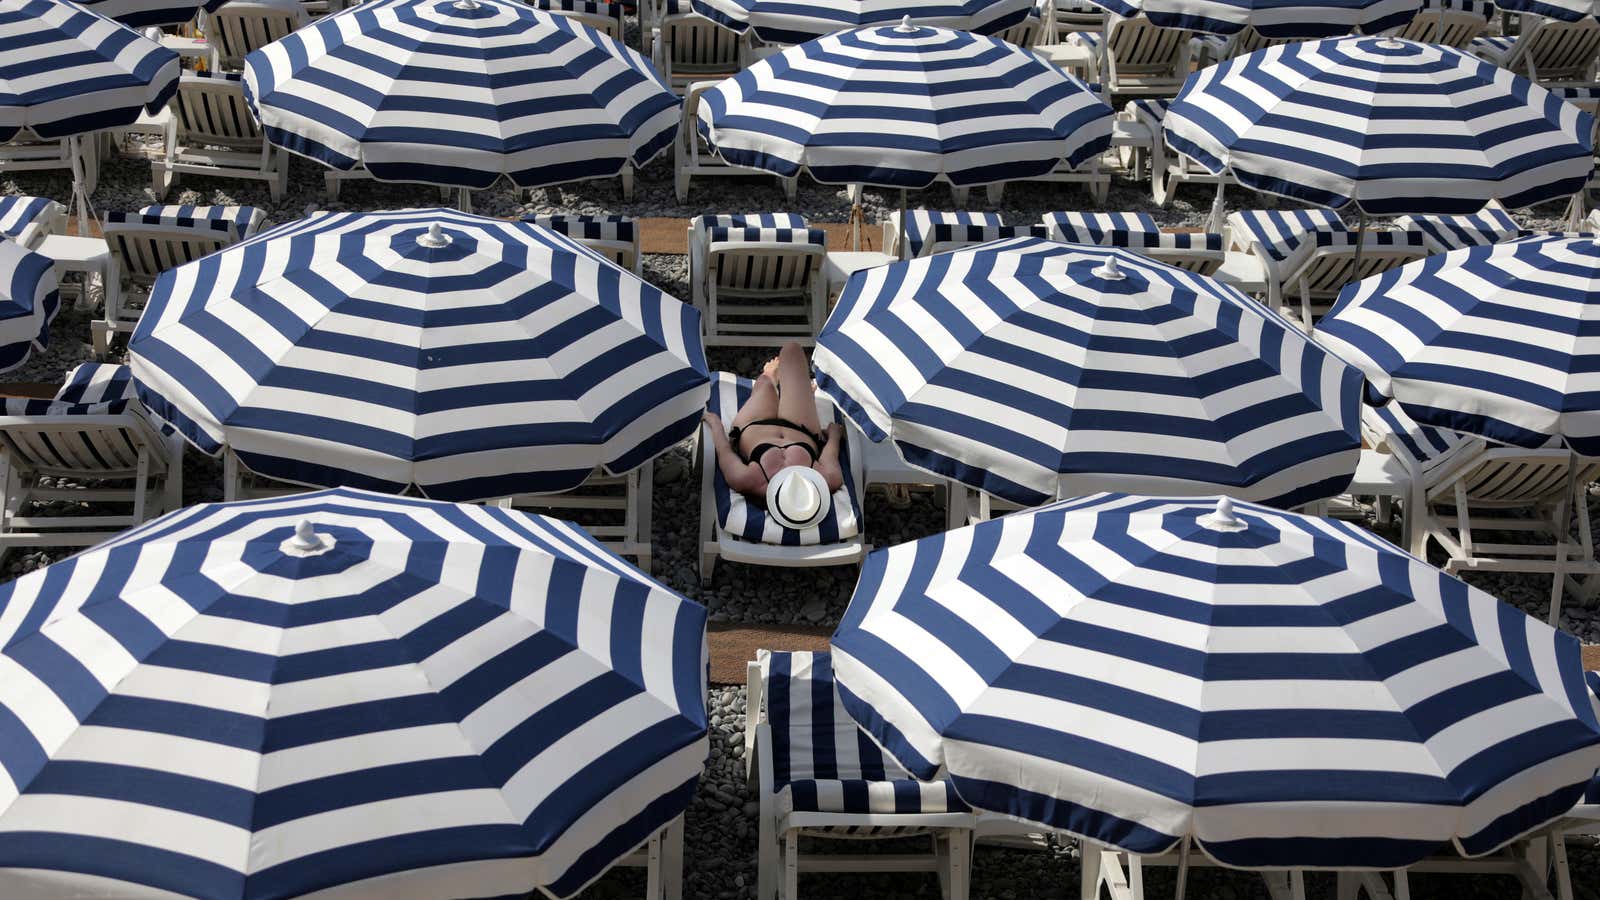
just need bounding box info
[773,341,822,435]
[731,373,780,431]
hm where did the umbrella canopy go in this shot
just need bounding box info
[0,487,708,899]
[128,208,709,501]
[76,0,228,26]
[1162,37,1593,215]
[813,238,1362,508]
[242,0,680,190]
[687,0,1036,44]
[0,239,58,374]
[0,0,179,141]
[831,492,1600,868]
[696,21,1113,189]
[1316,234,1600,455]
[1089,0,1421,36]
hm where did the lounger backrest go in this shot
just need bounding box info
[1106,15,1189,76]
[1396,0,1492,46]
[211,0,307,70]
[994,8,1043,47]
[1396,201,1519,254]
[174,72,263,150]
[103,210,247,286]
[0,386,167,477]
[1361,403,1480,477]
[661,6,742,75]
[524,214,638,271]
[0,196,59,250]
[705,228,825,296]
[1283,231,1428,298]
[1508,16,1600,81]
[758,649,919,785]
[1043,210,1159,243]
[1116,231,1226,274]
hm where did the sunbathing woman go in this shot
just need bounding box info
[703,342,845,525]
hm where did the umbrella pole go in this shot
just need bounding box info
[69,134,91,230]
[456,187,472,213]
[1175,838,1191,900]
[899,187,908,261]
[1208,180,1226,232]
[1351,208,1367,291]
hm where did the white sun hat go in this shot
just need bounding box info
[766,465,831,530]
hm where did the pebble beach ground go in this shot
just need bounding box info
[3,103,1597,899]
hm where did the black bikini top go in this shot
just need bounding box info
[729,417,826,466]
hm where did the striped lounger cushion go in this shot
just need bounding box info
[134,204,263,239]
[1227,208,1346,261]
[1469,34,1515,63]
[2,364,175,437]
[922,223,1050,253]
[707,373,860,546]
[694,213,814,249]
[902,211,1003,258]
[1045,210,1160,243]
[1124,98,1169,131]
[1364,403,1478,476]
[523,213,635,245]
[0,196,56,246]
[761,650,968,822]
[1396,204,1519,252]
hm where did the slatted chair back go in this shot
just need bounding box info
[1397,0,1492,47]
[656,3,743,90]
[1282,231,1429,326]
[1500,17,1600,82]
[103,207,257,289]
[535,0,624,38]
[523,214,640,273]
[210,0,308,71]
[1105,15,1190,92]
[173,72,264,151]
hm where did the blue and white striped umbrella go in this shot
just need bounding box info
[1316,235,1600,455]
[0,239,59,375]
[687,0,1035,44]
[0,488,708,899]
[1088,0,1421,36]
[0,0,179,141]
[696,21,1114,189]
[831,492,1600,868]
[243,0,680,190]
[128,208,709,502]
[813,238,1362,508]
[76,0,228,26]
[1163,38,1594,215]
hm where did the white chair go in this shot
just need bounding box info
[748,650,976,900]
[1470,14,1600,84]
[534,0,625,38]
[1227,209,1428,328]
[1044,0,1106,41]
[698,373,866,577]
[99,205,263,355]
[1550,675,1600,900]
[1190,26,1283,67]
[0,363,184,553]
[1395,0,1494,48]
[208,0,308,72]
[675,81,797,203]
[689,214,827,346]
[651,1,746,93]
[1066,16,1192,99]
[154,71,290,201]
[493,466,656,573]
[522,213,642,274]
[0,196,63,250]
[994,5,1045,47]
[1122,99,1240,216]
[1360,402,1600,626]
[1395,200,1520,254]
[0,134,87,188]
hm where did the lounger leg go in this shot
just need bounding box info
[757,816,778,900]
[783,831,799,900]
[224,448,240,502]
[1080,842,1102,900]
[132,448,150,525]
[645,829,662,900]
[946,829,971,900]
[621,164,635,202]
[636,464,654,574]
[1553,833,1573,900]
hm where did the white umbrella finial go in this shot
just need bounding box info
[455,0,480,9]
[897,14,915,30]
[291,519,325,551]
[1092,255,1124,281]
[1198,496,1247,532]
[417,222,452,248]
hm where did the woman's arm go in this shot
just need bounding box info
[815,422,845,492]
[704,411,765,495]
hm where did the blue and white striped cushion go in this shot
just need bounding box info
[523,213,635,245]
[1397,203,1520,253]
[707,373,860,546]
[1044,211,1160,244]
[2,364,176,436]
[1365,403,1477,474]
[1469,34,1515,61]
[0,196,56,245]
[1229,209,1347,261]
[762,650,968,817]
[694,213,809,247]
[1067,29,1101,49]
[903,210,1004,259]
[1550,84,1600,109]
[532,0,623,21]
[922,223,1049,254]
[1124,97,1170,131]
[706,226,827,247]
[122,205,262,241]
[1312,230,1426,251]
